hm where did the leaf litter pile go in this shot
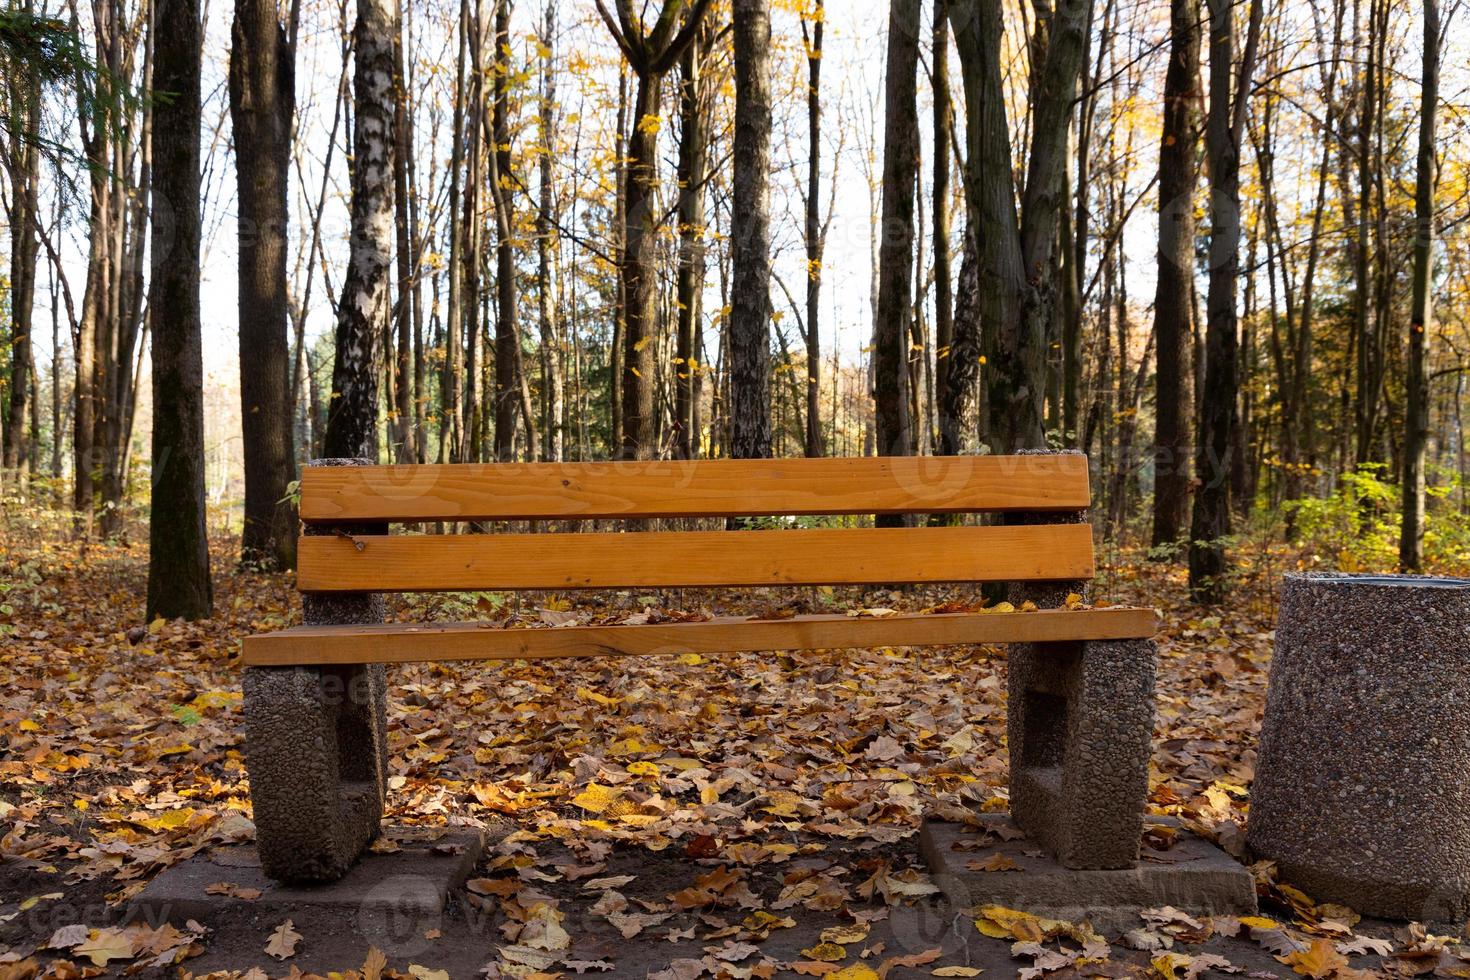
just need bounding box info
[1,520,1466,979]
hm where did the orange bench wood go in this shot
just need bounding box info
[298,454,1092,523]
[242,607,1159,666]
[295,523,1096,593]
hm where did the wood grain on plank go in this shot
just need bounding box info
[299,455,1091,522]
[295,523,1095,593]
[242,607,1158,666]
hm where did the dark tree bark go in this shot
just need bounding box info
[1400,0,1438,570]
[391,2,416,463]
[489,0,519,462]
[595,0,714,459]
[323,0,398,460]
[146,0,213,620]
[930,0,954,456]
[729,0,773,461]
[875,0,920,460]
[439,0,468,462]
[3,66,41,478]
[230,0,298,570]
[950,0,1091,453]
[1188,0,1261,602]
[1150,0,1201,549]
[536,0,564,461]
[674,27,710,460]
[801,0,825,458]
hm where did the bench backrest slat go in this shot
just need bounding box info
[299,455,1090,524]
[295,524,1095,593]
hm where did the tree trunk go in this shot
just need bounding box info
[323,0,398,460]
[391,3,415,463]
[439,0,468,463]
[1400,0,1438,570]
[146,0,213,620]
[3,67,41,479]
[875,0,920,461]
[1150,0,1200,549]
[595,0,713,459]
[729,0,773,461]
[802,0,825,458]
[930,0,953,457]
[674,30,710,460]
[950,0,1089,454]
[1188,0,1261,602]
[230,0,298,571]
[489,0,518,462]
[536,0,564,461]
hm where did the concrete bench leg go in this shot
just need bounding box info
[244,661,388,881]
[1008,638,1156,870]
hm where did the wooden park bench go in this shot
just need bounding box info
[240,453,1159,883]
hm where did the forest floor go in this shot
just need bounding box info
[0,506,1462,979]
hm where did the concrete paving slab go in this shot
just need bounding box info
[918,814,1256,934]
[128,827,485,927]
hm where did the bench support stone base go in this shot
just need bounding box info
[244,660,390,882]
[128,828,485,929]
[1008,637,1156,870]
[917,816,1256,934]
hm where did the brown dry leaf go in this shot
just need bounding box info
[966,853,1020,873]
[264,918,303,960]
[72,928,135,967]
[362,946,388,980]
[1277,938,1349,978]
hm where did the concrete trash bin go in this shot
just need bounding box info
[1247,573,1470,920]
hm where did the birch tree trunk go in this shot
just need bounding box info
[323,0,398,460]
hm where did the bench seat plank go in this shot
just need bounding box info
[242,607,1159,666]
[299,455,1091,523]
[296,523,1096,593]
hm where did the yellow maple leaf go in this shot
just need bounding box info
[800,942,846,962]
[1277,939,1348,979]
[571,783,622,814]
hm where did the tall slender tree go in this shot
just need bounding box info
[729,0,773,461]
[949,0,1091,453]
[229,0,297,570]
[874,0,920,461]
[536,0,564,461]
[1150,0,1201,548]
[146,0,212,620]
[489,0,519,461]
[1400,0,1439,570]
[673,26,711,460]
[1188,0,1262,601]
[323,0,398,460]
[595,0,714,459]
[800,0,825,458]
[2,45,41,479]
[930,0,954,457]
